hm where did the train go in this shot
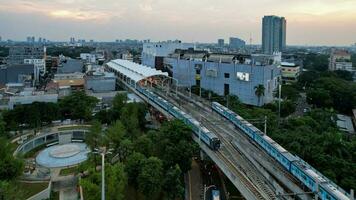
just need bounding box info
[136,86,221,150]
[212,189,221,200]
[211,102,351,200]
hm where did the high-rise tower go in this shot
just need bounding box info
[262,16,286,54]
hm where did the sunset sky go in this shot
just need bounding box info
[0,0,355,45]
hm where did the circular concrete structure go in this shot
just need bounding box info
[49,144,81,158]
[36,143,89,168]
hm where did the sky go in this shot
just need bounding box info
[0,0,355,46]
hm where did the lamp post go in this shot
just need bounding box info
[93,147,113,200]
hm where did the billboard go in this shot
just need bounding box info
[236,72,250,81]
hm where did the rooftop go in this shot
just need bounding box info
[106,59,169,83]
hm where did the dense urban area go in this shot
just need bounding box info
[0,15,356,200]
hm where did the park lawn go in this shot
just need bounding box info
[18,181,49,199]
[57,125,90,131]
[60,166,78,176]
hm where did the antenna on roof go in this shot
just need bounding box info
[249,33,253,54]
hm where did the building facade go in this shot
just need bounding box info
[8,46,45,65]
[85,72,116,92]
[262,16,286,54]
[218,39,224,47]
[281,62,300,84]
[0,64,36,86]
[164,51,281,106]
[141,41,194,69]
[329,49,354,71]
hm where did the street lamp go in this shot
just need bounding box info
[93,147,114,200]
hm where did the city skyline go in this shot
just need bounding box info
[0,0,355,45]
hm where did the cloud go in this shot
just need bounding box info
[0,0,355,45]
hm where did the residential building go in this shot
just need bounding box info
[281,62,300,84]
[329,49,353,71]
[262,16,286,54]
[24,59,46,77]
[336,114,355,134]
[141,40,194,70]
[80,53,97,64]
[85,72,116,92]
[229,37,246,49]
[218,39,224,47]
[164,50,281,106]
[0,64,36,86]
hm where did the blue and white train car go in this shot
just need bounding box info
[211,101,352,200]
[212,189,221,200]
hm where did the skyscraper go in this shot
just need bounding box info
[218,39,224,47]
[262,15,286,54]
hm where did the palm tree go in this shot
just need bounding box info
[254,84,265,106]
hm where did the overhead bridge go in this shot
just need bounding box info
[105,59,353,200]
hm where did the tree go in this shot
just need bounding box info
[120,103,145,138]
[125,152,146,188]
[117,139,133,162]
[106,163,127,200]
[303,53,329,71]
[112,93,128,116]
[254,84,265,106]
[80,169,101,200]
[0,181,25,200]
[59,91,98,120]
[162,164,184,200]
[0,137,24,181]
[134,135,154,157]
[156,120,194,172]
[105,120,126,146]
[137,157,163,198]
[86,120,103,150]
[0,113,5,137]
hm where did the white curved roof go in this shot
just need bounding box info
[106,59,169,83]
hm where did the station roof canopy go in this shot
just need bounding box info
[106,59,169,83]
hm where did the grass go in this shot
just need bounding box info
[57,125,90,131]
[60,166,78,176]
[18,181,49,199]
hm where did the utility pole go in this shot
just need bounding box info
[264,116,267,135]
[93,147,113,200]
[278,84,282,124]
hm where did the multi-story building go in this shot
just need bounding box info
[141,40,194,70]
[229,37,246,49]
[329,49,353,72]
[8,46,45,65]
[24,59,46,78]
[0,64,36,86]
[218,39,224,47]
[281,62,300,84]
[262,15,286,54]
[164,50,281,106]
[85,72,116,93]
[80,53,97,64]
